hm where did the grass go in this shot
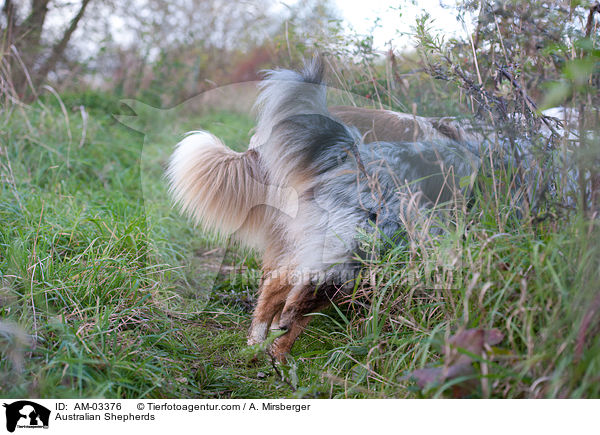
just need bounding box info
[1,91,599,399]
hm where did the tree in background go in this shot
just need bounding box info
[0,0,342,103]
[1,0,93,98]
[98,0,342,104]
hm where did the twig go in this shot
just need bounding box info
[78,105,88,148]
[270,357,297,392]
[351,139,369,180]
[9,44,38,99]
[494,62,560,137]
[585,2,600,39]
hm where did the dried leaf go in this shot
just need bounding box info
[403,328,505,395]
[408,367,444,389]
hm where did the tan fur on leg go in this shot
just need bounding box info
[270,311,281,330]
[269,315,312,363]
[268,283,335,361]
[247,269,292,345]
[278,283,333,331]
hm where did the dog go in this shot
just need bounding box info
[167,58,492,362]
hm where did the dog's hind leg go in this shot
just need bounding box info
[270,311,281,330]
[269,314,312,363]
[247,269,292,345]
[269,283,336,362]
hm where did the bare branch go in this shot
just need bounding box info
[35,0,93,86]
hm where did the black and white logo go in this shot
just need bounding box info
[3,401,50,433]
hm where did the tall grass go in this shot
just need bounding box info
[1,60,598,398]
[0,90,266,398]
[320,195,600,397]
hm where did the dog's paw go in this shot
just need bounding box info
[247,336,261,346]
[267,344,289,364]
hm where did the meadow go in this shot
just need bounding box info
[1,86,598,399]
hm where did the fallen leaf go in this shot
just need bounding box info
[403,328,505,395]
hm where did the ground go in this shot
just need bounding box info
[1,92,598,399]
[0,98,348,398]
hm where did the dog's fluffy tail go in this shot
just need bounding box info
[253,57,361,193]
[166,131,283,250]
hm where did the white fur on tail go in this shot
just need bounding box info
[166,131,264,249]
[166,131,298,251]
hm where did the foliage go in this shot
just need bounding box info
[2,91,599,398]
[409,1,600,215]
[1,0,599,399]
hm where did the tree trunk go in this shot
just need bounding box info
[20,0,50,48]
[34,0,92,89]
[3,0,50,97]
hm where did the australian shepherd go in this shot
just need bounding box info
[166,57,488,362]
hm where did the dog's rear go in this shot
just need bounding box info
[166,131,275,250]
[165,59,330,251]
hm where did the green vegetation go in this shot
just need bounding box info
[1,0,599,399]
[1,90,598,398]
[0,97,342,398]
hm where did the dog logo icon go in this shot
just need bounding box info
[2,401,50,432]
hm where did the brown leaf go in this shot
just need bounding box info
[446,328,504,364]
[403,328,504,395]
[484,329,504,346]
[408,363,474,389]
[407,367,444,389]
